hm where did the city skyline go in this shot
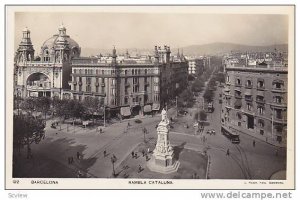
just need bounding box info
[15,12,288,54]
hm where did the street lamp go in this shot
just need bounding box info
[103,105,106,127]
[175,96,178,117]
[111,154,117,177]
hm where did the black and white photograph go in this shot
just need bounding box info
[5,5,295,189]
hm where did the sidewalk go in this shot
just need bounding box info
[230,125,286,148]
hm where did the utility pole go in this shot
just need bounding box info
[271,109,274,140]
[103,105,106,127]
[176,96,178,117]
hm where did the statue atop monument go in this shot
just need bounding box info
[161,108,169,124]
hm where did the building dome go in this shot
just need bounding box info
[41,34,80,51]
[40,26,81,61]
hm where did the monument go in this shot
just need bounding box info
[147,108,180,174]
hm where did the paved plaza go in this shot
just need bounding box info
[13,94,286,179]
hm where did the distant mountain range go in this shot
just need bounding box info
[180,43,288,56]
[81,42,288,57]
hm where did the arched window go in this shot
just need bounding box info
[44,49,50,62]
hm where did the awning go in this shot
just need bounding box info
[234,99,242,107]
[144,105,152,113]
[152,103,160,111]
[120,107,131,116]
[273,79,284,84]
[257,91,264,96]
[234,88,241,92]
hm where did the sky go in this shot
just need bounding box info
[14,12,289,54]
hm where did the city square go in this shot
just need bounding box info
[11,10,288,182]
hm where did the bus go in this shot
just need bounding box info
[221,126,240,144]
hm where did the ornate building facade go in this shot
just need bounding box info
[69,46,188,117]
[221,52,288,145]
[14,25,81,99]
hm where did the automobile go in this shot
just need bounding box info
[206,129,216,135]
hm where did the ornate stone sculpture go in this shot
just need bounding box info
[147,108,180,174]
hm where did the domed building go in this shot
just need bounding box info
[14,25,81,99]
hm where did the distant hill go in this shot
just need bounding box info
[181,42,288,56]
[81,43,288,57]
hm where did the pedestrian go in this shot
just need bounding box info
[226,149,230,156]
[70,156,74,164]
[128,122,130,127]
[100,128,102,133]
[135,153,138,159]
[253,140,256,147]
[77,152,80,159]
[77,170,82,178]
[131,151,135,158]
[145,155,148,161]
[56,132,58,135]
[138,165,142,172]
[147,148,150,154]
[103,150,107,157]
[142,149,145,157]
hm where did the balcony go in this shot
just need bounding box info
[270,101,287,109]
[95,82,99,87]
[93,92,106,97]
[101,83,105,87]
[132,102,140,106]
[27,85,51,91]
[256,98,265,104]
[272,87,286,93]
[125,82,130,87]
[235,83,242,87]
[244,96,253,102]
[78,82,82,86]
[273,117,287,124]
[257,86,265,90]
[145,82,150,86]
[235,94,242,99]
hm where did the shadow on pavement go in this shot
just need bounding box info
[173,142,186,161]
[13,137,98,178]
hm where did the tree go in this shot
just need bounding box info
[19,97,36,115]
[188,74,196,81]
[83,97,103,122]
[178,88,194,108]
[36,97,51,120]
[13,114,45,158]
[203,89,214,103]
[191,78,205,93]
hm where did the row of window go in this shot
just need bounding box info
[234,91,285,103]
[234,102,284,118]
[227,76,285,89]
[73,68,156,75]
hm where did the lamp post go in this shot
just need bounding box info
[175,96,178,117]
[103,105,106,127]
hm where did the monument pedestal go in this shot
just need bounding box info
[147,109,180,174]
